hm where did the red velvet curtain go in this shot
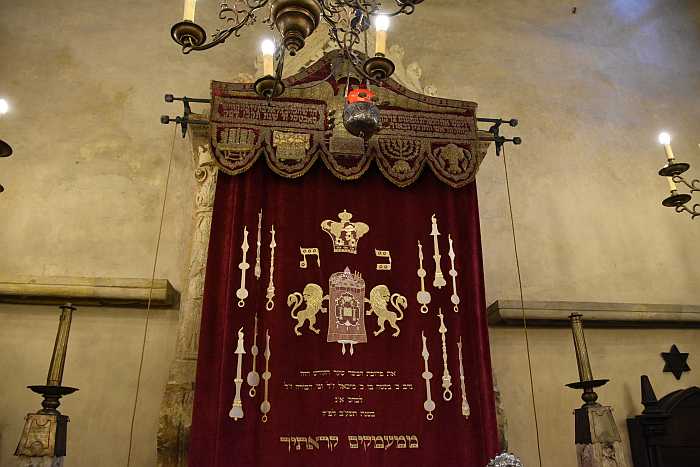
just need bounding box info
[190,161,498,466]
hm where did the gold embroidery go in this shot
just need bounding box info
[279,434,419,452]
[260,329,271,422]
[348,434,419,450]
[265,225,277,311]
[235,226,250,308]
[273,131,311,162]
[329,134,365,155]
[457,337,471,419]
[365,285,407,337]
[299,247,320,269]
[391,159,411,176]
[288,284,328,336]
[375,249,391,271]
[416,241,431,314]
[327,268,367,355]
[421,331,436,421]
[219,128,256,161]
[280,435,339,452]
[436,143,469,175]
[377,138,424,180]
[208,51,490,189]
[437,310,453,401]
[246,314,260,397]
[321,210,369,255]
[447,234,460,313]
[229,327,245,420]
[254,210,263,280]
[429,214,447,289]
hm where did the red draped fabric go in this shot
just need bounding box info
[189,160,498,467]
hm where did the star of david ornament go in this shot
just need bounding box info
[661,344,690,380]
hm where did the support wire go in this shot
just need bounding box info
[126,125,178,466]
[501,146,543,467]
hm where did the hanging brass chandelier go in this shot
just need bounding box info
[656,132,699,220]
[171,0,422,96]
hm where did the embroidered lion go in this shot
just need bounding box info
[365,285,408,337]
[288,283,328,336]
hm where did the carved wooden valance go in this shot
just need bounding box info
[209,50,491,188]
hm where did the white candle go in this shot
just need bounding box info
[261,39,275,76]
[663,144,675,160]
[658,132,674,160]
[375,15,390,56]
[183,0,196,22]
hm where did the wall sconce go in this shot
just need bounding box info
[657,132,699,220]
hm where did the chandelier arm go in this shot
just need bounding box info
[182,28,235,53]
[320,10,343,31]
[218,4,240,21]
[246,0,269,8]
[318,1,344,19]
[318,4,374,73]
[343,29,362,51]
[345,48,381,84]
[675,203,700,219]
[386,4,415,16]
[267,48,286,102]
[324,0,375,11]
[175,0,421,54]
[354,0,379,15]
[181,1,270,53]
[672,175,700,193]
[320,7,351,51]
[321,26,375,84]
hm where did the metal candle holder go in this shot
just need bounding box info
[657,133,700,219]
[565,313,608,406]
[0,138,12,193]
[364,54,395,81]
[15,303,79,458]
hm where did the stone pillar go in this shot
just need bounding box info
[157,134,218,467]
[15,304,79,467]
[574,404,629,467]
[15,413,67,467]
[17,457,64,467]
[566,313,629,467]
[493,374,509,451]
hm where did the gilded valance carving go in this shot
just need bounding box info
[210,51,490,188]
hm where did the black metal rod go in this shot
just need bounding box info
[477,117,518,127]
[164,94,211,104]
[160,115,208,125]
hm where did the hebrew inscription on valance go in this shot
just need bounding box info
[209,50,490,188]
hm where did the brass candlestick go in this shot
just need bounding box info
[565,313,608,406]
[15,303,79,459]
[47,302,74,386]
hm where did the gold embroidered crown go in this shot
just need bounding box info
[321,210,369,254]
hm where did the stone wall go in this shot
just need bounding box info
[1,1,699,466]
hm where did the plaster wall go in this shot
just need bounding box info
[1,1,699,466]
